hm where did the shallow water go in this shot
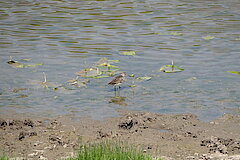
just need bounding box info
[0,0,239,121]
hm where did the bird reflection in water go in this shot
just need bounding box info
[108,72,127,106]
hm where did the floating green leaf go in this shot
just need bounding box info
[75,68,102,78]
[129,85,137,88]
[92,75,110,79]
[136,76,152,81]
[108,60,120,63]
[157,32,183,36]
[129,74,135,77]
[160,65,184,73]
[20,58,31,61]
[95,58,119,71]
[119,51,136,56]
[7,60,25,68]
[53,86,79,94]
[25,63,43,67]
[169,32,183,36]
[7,60,43,68]
[202,36,215,40]
[98,63,118,68]
[102,70,118,77]
[67,78,90,88]
[226,71,240,75]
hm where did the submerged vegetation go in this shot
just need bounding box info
[6,55,237,97]
[75,57,119,79]
[67,142,155,160]
[226,71,240,75]
[7,56,43,68]
[202,35,215,40]
[159,60,184,73]
[5,56,186,92]
[119,51,136,56]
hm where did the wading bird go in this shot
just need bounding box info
[108,72,126,91]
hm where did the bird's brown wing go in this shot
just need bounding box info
[108,75,122,85]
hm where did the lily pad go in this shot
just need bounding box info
[95,57,119,70]
[75,68,102,78]
[98,63,118,68]
[169,32,183,36]
[119,51,136,56]
[160,65,184,73]
[136,76,152,81]
[226,71,240,75]
[7,60,43,68]
[67,78,90,88]
[157,32,183,36]
[53,85,79,94]
[20,58,31,61]
[129,74,135,77]
[129,85,137,88]
[102,70,118,77]
[92,75,110,79]
[96,57,119,65]
[202,36,215,40]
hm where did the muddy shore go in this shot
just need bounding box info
[1,110,240,160]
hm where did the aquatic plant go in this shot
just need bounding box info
[29,72,59,89]
[202,36,215,40]
[75,68,102,78]
[226,71,240,75]
[7,56,43,68]
[0,155,8,160]
[136,76,152,81]
[67,141,154,160]
[160,60,184,73]
[119,51,136,56]
[157,32,183,36]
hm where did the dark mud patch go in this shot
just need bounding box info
[0,111,240,160]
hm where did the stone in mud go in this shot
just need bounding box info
[9,120,24,127]
[0,118,7,128]
[201,136,240,154]
[49,135,64,145]
[118,117,138,130]
[19,131,28,140]
[97,130,110,139]
[19,131,37,140]
[24,119,34,127]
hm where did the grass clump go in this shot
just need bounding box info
[67,141,154,160]
[0,156,8,160]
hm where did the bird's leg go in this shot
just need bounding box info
[114,88,117,97]
[118,87,120,96]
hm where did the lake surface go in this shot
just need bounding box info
[0,0,239,121]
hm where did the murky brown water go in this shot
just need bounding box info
[0,0,239,121]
